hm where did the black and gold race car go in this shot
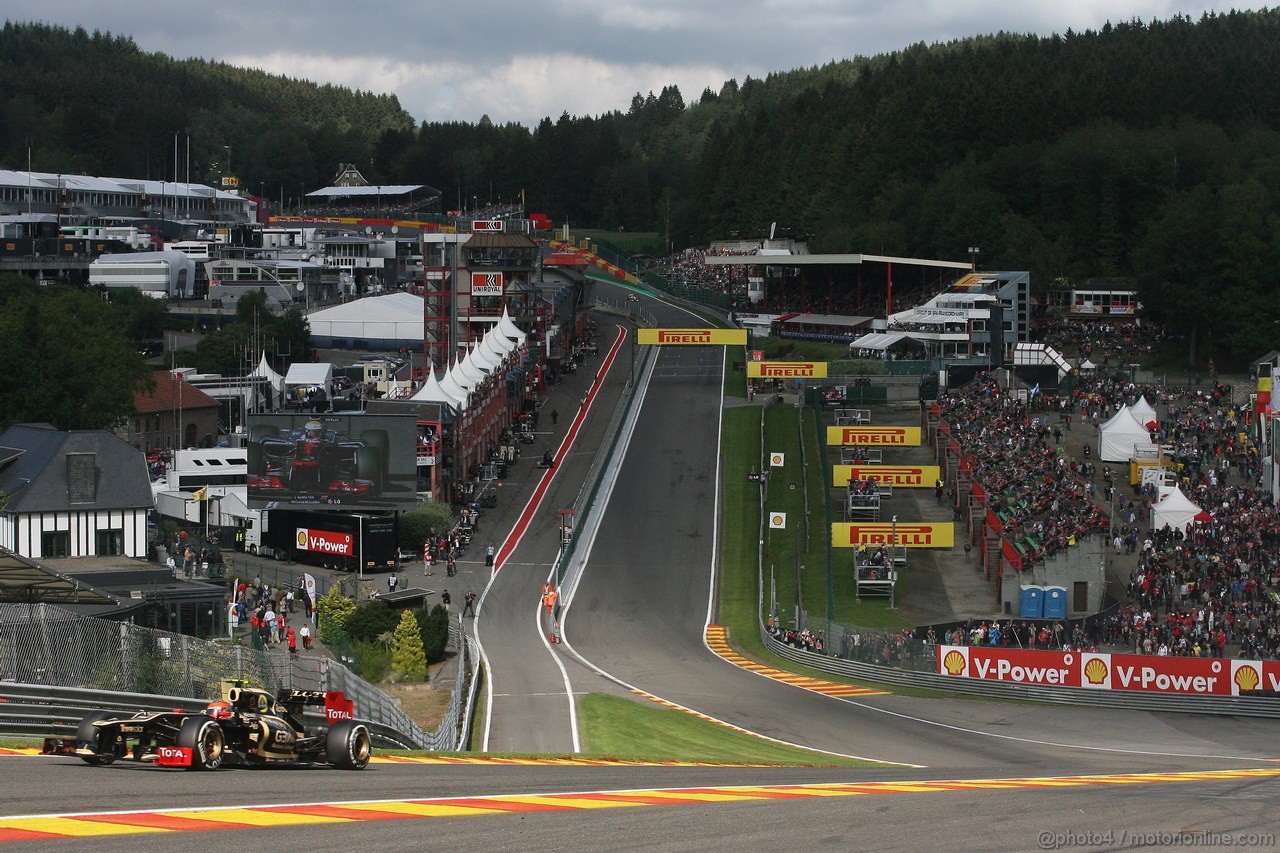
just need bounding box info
[43,684,372,771]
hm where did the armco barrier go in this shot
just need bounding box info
[0,682,419,750]
[758,625,1280,718]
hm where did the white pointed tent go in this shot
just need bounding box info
[1150,486,1203,533]
[250,353,286,394]
[497,308,527,345]
[439,359,471,404]
[480,328,510,362]
[467,341,497,373]
[408,364,460,410]
[455,350,486,385]
[1099,405,1152,462]
[1129,396,1159,429]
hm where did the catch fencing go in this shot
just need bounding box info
[0,604,475,750]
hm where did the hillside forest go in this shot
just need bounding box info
[3,14,1280,364]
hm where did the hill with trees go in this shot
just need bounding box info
[5,13,1280,362]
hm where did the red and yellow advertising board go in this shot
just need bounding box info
[747,361,828,379]
[831,522,954,548]
[825,426,922,446]
[938,646,1280,696]
[296,527,355,556]
[637,328,747,346]
[833,464,940,487]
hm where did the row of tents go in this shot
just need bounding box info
[1095,395,1212,532]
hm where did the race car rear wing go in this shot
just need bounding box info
[278,689,355,724]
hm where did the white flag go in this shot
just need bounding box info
[769,512,787,529]
[769,452,785,467]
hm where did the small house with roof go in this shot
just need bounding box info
[0,424,154,560]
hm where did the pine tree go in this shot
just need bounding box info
[390,610,428,683]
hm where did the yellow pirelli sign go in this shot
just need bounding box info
[747,361,828,379]
[637,328,748,346]
[832,522,955,548]
[826,426,922,446]
[833,465,941,487]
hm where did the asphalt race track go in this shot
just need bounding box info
[5,288,1279,850]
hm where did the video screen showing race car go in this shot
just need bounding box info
[246,414,418,511]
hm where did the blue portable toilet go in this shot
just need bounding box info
[1043,586,1067,619]
[1019,586,1044,618]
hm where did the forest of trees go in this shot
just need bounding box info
[5,14,1280,363]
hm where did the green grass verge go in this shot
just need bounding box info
[577,693,879,765]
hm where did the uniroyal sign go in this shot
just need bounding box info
[637,328,748,346]
[938,646,1280,696]
[826,426,922,446]
[747,361,828,379]
[832,522,954,548]
[470,271,504,296]
[833,464,940,487]
[296,528,355,556]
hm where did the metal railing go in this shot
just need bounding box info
[757,626,1280,718]
[0,604,476,750]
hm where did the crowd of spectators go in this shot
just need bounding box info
[1037,318,1169,366]
[937,372,1110,568]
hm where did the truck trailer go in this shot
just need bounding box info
[244,508,398,573]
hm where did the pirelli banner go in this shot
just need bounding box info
[826,426,922,446]
[831,522,954,548]
[833,465,941,488]
[938,646,1280,697]
[637,328,748,346]
[747,361,828,379]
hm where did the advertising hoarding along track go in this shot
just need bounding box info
[637,328,748,346]
[833,465,941,487]
[832,522,954,548]
[826,426,922,446]
[747,361,828,378]
[938,646,1280,697]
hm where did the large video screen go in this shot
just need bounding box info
[247,414,418,511]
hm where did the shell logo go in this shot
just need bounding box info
[942,650,966,676]
[1084,658,1109,685]
[770,514,785,527]
[1234,666,1260,693]
[296,529,308,547]
[770,453,784,466]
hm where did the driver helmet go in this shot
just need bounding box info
[303,419,324,439]
[205,700,233,720]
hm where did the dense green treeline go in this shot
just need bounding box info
[6,14,1280,361]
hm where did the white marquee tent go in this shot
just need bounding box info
[1150,485,1203,533]
[1129,396,1159,429]
[1098,405,1152,462]
[307,293,424,349]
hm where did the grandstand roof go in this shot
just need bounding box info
[704,253,970,270]
[777,313,872,329]
[307,185,437,198]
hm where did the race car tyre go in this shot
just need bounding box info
[326,720,371,770]
[177,717,226,770]
[75,711,118,766]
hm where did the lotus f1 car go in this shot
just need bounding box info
[42,684,371,770]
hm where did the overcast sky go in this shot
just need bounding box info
[5,1,1266,127]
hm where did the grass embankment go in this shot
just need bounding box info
[576,694,876,766]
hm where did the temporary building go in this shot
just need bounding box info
[1129,396,1159,430]
[409,365,460,410]
[1150,486,1203,533]
[306,293,424,350]
[283,362,334,389]
[1098,405,1151,462]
